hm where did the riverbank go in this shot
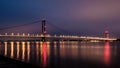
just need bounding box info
[0,55,40,68]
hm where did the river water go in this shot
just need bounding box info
[0,41,120,68]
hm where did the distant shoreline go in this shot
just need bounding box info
[116,39,120,41]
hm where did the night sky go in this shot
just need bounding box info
[0,0,120,38]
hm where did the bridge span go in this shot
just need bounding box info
[0,33,117,41]
[0,19,117,42]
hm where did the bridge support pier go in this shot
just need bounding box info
[105,30,109,41]
[105,30,109,38]
[41,18,46,42]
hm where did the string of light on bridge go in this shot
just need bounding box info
[0,33,117,41]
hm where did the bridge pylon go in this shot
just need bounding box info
[105,30,109,38]
[41,18,46,41]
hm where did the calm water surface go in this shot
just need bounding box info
[0,41,120,68]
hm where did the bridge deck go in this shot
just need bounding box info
[0,34,117,41]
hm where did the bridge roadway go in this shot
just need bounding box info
[0,34,117,41]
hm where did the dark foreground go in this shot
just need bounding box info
[1,55,120,68]
[0,55,40,68]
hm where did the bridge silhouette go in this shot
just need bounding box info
[0,19,117,42]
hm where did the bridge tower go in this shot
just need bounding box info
[105,30,109,38]
[42,18,46,41]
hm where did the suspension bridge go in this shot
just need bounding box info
[0,19,117,42]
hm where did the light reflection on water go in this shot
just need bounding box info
[0,41,118,68]
[4,42,7,56]
[22,42,25,61]
[17,42,20,59]
[10,42,14,58]
[104,42,110,65]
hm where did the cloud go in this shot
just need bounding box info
[0,0,120,37]
[70,1,120,22]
